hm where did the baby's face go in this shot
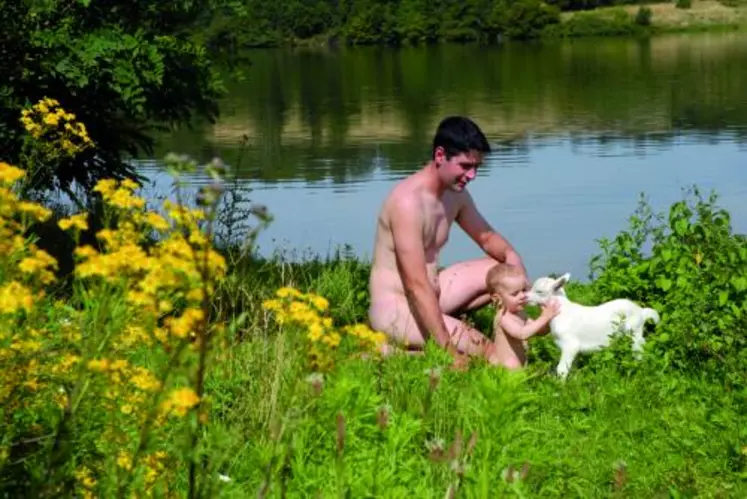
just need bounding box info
[496,275,529,312]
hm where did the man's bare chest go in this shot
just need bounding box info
[422,198,459,249]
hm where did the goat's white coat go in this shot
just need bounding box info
[526,273,660,379]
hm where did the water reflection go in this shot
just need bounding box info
[138,32,747,277]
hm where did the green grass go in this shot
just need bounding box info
[201,253,747,497]
[4,180,746,497]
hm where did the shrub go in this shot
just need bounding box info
[676,0,693,9]
[589,188,747,386]
[545,8,637,38]
[634,6,653,26]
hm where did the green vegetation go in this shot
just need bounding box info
[0,0,245,204]
[2,1,747,497]
[2,136,746,495]
[225,0,747,47]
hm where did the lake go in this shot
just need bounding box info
[139,31,747,281]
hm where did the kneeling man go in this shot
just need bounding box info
[368,116,530,368]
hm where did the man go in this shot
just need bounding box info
[368,116,529,368]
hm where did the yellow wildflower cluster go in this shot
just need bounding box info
[0,165,82,434]
[116,450,169,491]
[263,287,340,371]
[0,157,227,495]
[262,287,387,371]
[20,97,93,156]
[65,178,226,351]
[342,323,388,353]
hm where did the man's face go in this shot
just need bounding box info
[434,148,483,192]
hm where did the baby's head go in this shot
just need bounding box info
[486,263,529,313]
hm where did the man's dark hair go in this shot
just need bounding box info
[432,116,491,160]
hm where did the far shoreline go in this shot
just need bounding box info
[237,1,747,50]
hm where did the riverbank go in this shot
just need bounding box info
[553,1,747,38]
[256,0,747,48]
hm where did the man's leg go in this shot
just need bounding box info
[438,257,496,315]
[369,297,492,356]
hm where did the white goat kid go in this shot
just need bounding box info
[525,273,660,379]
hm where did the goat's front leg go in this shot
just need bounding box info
[556,345,579,380]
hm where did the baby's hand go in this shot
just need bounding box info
[541,299,562,319]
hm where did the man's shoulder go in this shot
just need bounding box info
[385,172,425,209]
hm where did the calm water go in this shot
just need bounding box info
[139,32,747,281]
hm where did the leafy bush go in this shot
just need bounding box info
[634,6,653,26]
[492,0,562,40]
[676,0,693,10]
[0,0,241,202]
[544,8,639,37]
[589,188,747,385]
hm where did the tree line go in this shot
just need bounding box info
[230,0,650,46]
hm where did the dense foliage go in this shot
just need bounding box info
[0,0,244,205]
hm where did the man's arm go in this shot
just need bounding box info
[455,191,527,275]
[390,198,452,350]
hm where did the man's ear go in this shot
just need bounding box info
[433,146,446,166]
[553,273,571,291]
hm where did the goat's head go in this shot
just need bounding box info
[526,273,570,305]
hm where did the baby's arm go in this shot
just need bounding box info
[524,317,551,336]
[499,304,559,341]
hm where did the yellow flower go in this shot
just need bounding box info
[0,163,25,185]
[18,249,58,283]
[74,245,98,259]
[167,308,204,338]
[129,367,161,392]
[43,113,60,126]
[310,295,329,311]
[87,359,110,372]
[117,450,133,471]
[0,281,34,314]
[58,213,88,231]
[262,299,283,312]
[276,287,302,299]
[322,332,341,348]
[143,212,169,231]
[42,97,60,107]
[16,202,52,222]
[120,178,139,191]
[74,466,96,489]
[93,179,117,197]
[54,354,81,374]
[162,387,200,417]
[307,322,324,342]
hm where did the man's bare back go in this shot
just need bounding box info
[367,116,530,367]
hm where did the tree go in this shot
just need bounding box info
[0,0,243,206]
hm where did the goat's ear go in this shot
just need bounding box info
[553,273,571,291]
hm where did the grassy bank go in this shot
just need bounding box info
[2,141,747,498]
[273,0,747,48]
[552,1,747,38]
[206,249,747,497]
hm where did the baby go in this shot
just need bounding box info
[485,263,560,368]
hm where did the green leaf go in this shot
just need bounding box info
[718,291,729,307]
[662,248,673,261]
[656,277,672,291]
[674,219,689,236]
[657,333,670,343]
[731,276,747,292]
